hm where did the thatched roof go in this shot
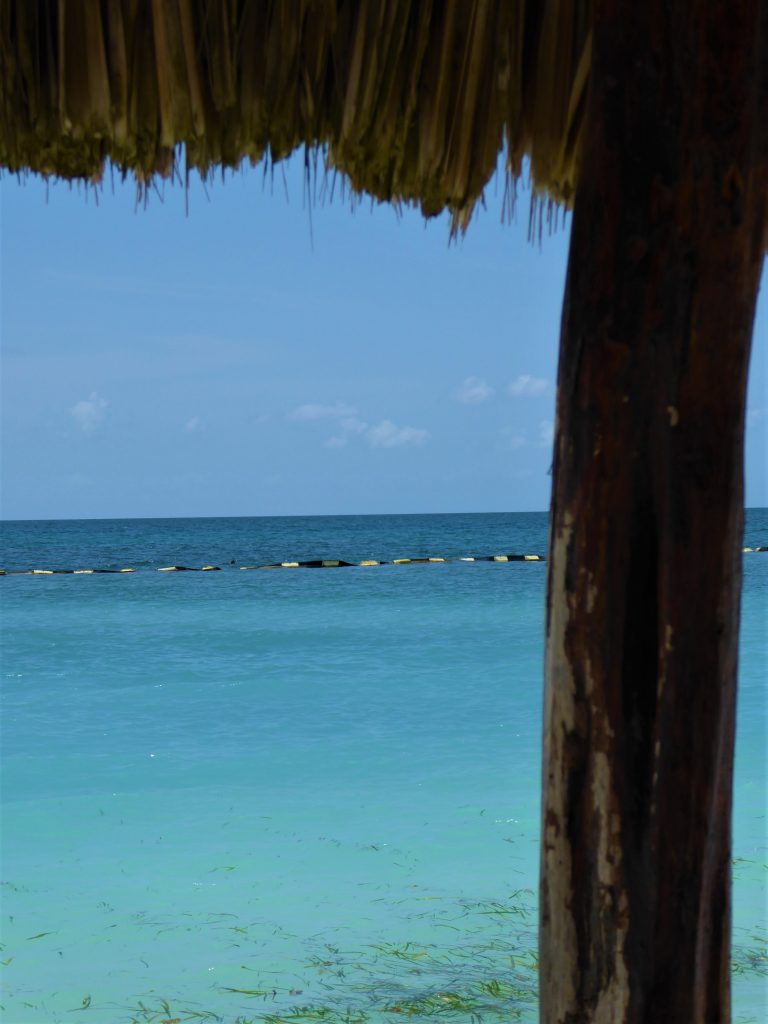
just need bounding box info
[0,0,591,228]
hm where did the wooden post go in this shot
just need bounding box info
[540,2,767,1022]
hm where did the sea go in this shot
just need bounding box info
[1,511,766,1024]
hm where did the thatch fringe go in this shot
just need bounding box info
[0,0,592,226]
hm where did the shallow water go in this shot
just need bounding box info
[1,512,765,1023]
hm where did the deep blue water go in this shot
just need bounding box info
[1,512,765,1023]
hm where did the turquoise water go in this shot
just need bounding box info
[1,512,765,1023]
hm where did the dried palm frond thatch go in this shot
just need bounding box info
[0,0,592,228]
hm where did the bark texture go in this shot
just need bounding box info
[540,2,768,1022]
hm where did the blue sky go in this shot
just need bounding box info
[1,159,766,519]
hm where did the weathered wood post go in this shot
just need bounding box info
[540,2,767,1021]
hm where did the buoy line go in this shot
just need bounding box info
[1,554,547,575]
[1,548,764,576]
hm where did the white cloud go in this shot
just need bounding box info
[457,376,495,404]
[538,420,555,447]
[339,416,368,434]
[509,375,550,397]
[291,400,428,450]
[70,392,108,433]
[322,415,369,446]
[500,426,529,450]
[366,420,429,448]
[185,415,202,433]
[289,402,357,421]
